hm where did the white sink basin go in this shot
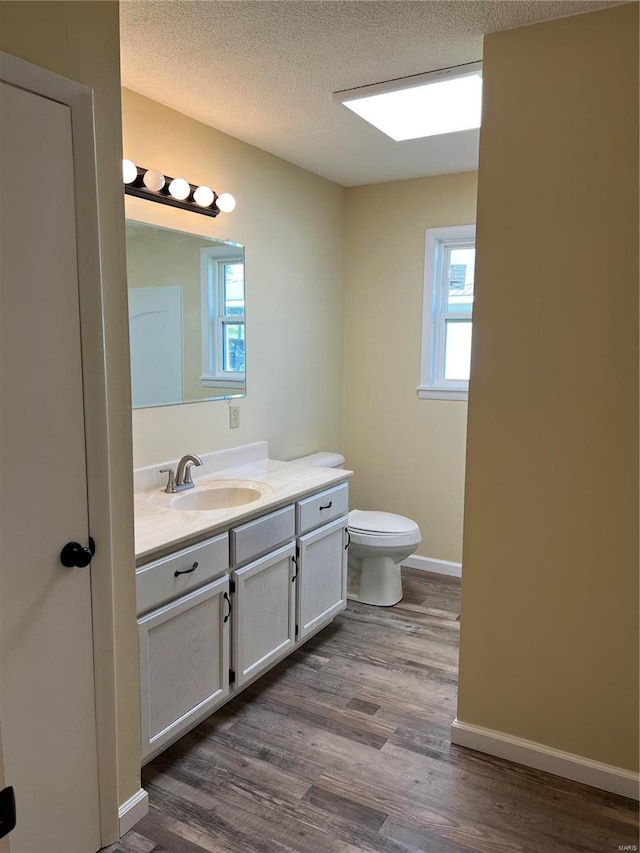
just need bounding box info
[170,484,263,511]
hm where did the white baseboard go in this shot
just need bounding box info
[118,788,149,837]
[402,554,462,578]
[451,718,639,800]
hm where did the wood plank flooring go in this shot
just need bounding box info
[108,570,639,853]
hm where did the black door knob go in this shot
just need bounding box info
[60,537,95,568]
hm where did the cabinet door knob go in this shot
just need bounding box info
[60,537,95,568]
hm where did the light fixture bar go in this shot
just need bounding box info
[122,161,236,218]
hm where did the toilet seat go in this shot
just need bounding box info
[348,509,421,549]
[348,509,420,535]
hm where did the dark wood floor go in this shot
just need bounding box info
[109,570,639,853]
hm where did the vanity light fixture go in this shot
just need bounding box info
[193,185,215,207]
[168,177,190,200]
[214,193,236,213]
[122,158,138,184]
[142,168,165,192]
[122,159,236,218]
[333,61,482,142]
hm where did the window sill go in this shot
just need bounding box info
[417,385,468,402]
[201,375,245,389]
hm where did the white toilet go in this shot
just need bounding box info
[290,452,422,606]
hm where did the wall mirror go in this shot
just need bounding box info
[126,219,245,408]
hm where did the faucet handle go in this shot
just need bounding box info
[159,468,176,493]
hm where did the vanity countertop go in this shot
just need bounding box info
[134,451,352,565]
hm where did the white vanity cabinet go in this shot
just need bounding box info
[135,479,349,763]
[136,533,230,762]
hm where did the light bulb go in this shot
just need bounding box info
[215,192,236,213]
[122,159,138,184]
[143,169,165,192]
[168,178,191,200]
[194,185,215,207]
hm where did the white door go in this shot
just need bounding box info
[297,517,348,640]
[128,285,183,407]
[232,542,296,686]
[0,720,10,853]
[0,81,101,851]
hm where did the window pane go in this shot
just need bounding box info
[444,320,472,380]
[222,322,245,372]
[447,246,475,313]
[223,263,244,316]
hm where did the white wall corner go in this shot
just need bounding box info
[118,788,149,838]
[450,719,639,801]
[402,555,462,579]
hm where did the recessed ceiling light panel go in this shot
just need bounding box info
[334,62,482,142]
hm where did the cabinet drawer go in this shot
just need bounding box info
[136,533,229,615]
[230,504,295,567]
[296,483,349,535]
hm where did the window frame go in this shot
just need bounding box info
[418,224,476,401]
[200,247,245,388]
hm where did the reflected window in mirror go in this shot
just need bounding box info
[125,219,246,408]
[201,247,245,390]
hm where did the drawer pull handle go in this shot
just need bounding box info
[319,501,333,510]
[174,561,198,577]
[223,591,232,623]
[345,530,351,550]
[291,555,298,582]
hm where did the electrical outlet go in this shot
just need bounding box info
[229,405,240,429]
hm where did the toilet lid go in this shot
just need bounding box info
[348,509,419,535]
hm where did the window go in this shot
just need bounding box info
[201,247,245,387]
[418,224,475,400]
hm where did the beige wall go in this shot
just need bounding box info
[343,173,477,563]
[123,90,346,468]
[458,4,639,771]
[0,0,140,824]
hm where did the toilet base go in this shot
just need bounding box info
[348,555,403,607]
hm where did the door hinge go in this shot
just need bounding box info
[229,669,236,685]
[229,579,236,594]
[295,624,299,638]
[0,786,16,840]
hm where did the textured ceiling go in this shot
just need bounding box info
[120,0,623,186]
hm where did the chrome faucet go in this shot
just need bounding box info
[160,454,203,493]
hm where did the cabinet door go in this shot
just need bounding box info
[232,542,296,687]
[138,575,230,762]
[297,516,348,640]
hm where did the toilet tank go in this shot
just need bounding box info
[290,451,345,469]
